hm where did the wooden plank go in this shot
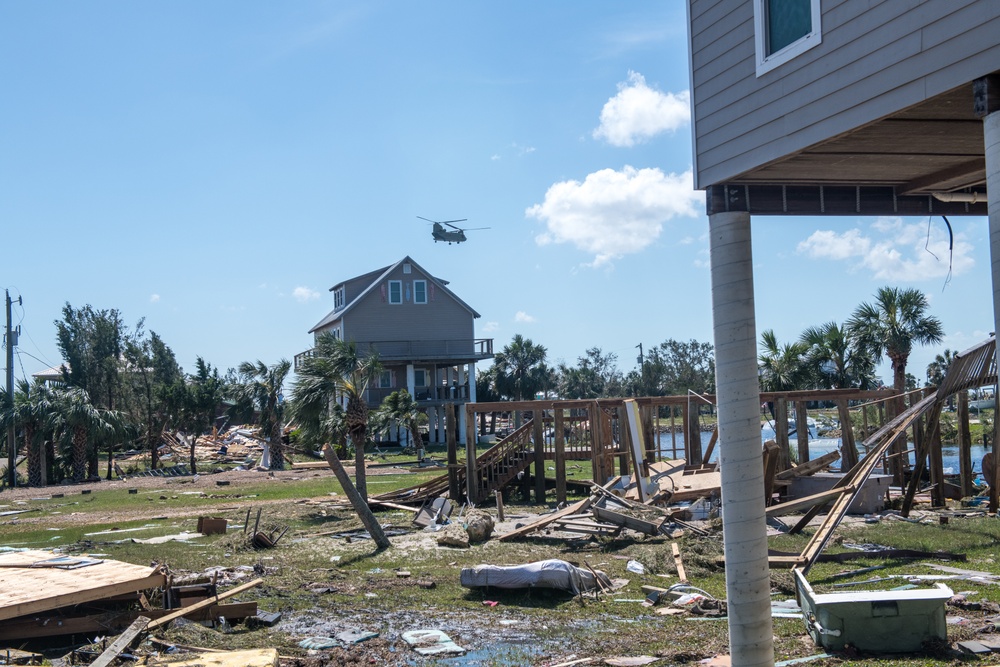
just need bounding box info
[90,616,150,667]
[145,648,279,667]
[498,497,592,542]
[0,603,257,641]
[775,450,840,480]
[623,400,649,502]
[592,506,662,535]
[765,486,854,517]
[762,440,780,505]
[146,579,263,631]
[446,403,459,501]
[672,543,687,582]
[533,414,546,504]
[0,550,165,622]
[554,408,567,504]
[795,401,810,464]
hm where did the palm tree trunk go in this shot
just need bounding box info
[72,427,87,482]
[322,445,390,550]
[270,422,285,470]
[352,429,367,501]
[24,425,40,487]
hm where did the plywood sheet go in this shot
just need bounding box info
[148,648,279,667]
[0,550,165,621]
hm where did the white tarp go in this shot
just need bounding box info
[460,559,611,595]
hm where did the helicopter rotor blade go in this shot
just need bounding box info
[460,227,490,231]
[417,216,467,225]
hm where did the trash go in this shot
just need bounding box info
[299,636,338,650]
[626,560,645,575]
[153,648,279,666]
[604,657,658,666]
[402,629,465,656]
[336,629,379,644]
[461,559,611,596]
[197,517,228,535]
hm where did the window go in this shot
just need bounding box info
[413,280,427,304]
[754,0,821,76]
[414,369,427,387]
[388,280,402,304]
[333,287,345,310]
[379,371,392,388]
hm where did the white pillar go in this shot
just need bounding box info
[459,406,467,445]
[406,364,416,399]
[468,363,477,402]
[709,210,774,666]
[986,111,1000,355]
[458,365,467,399]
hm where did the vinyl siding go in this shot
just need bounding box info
[689,0,1000,187]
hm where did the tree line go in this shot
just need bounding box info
[1,286,950,489]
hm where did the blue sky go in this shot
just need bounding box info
[1,2,991,389]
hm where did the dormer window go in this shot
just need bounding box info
[333,287,345,310]
[413,280,427,304]
[388,280,402,304]
[754,0,821,76]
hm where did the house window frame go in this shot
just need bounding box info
[414,369,427,387]
[333,287,345,310]
[388,280,402,304]
[753,0,822,77]
[413,280,427,304]
[379,370,392,388]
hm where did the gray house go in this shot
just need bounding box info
[296,256,493,445]
[686,2,1000,663]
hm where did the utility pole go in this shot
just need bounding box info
[5,290,19,488]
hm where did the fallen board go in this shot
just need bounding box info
[0,550,165,622]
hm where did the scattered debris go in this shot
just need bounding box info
[401,629,466,656]
[461,559,611,596]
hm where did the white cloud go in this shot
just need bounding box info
[527,166,702,267]
[514,311,536,323]
[796,217,975,281]
[481,321,499,333]
[293,286,321,303]
[593,71,690,147]
[149,294,160,303]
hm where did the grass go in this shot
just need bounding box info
[5,462,1000,666]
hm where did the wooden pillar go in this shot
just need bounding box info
[554,408,567,504]
[446,403,460,501]
[836,399,858,470]
[617,407,630,476]
[589,402,604,484]
[795,400,810,464]
[774,397,790,471]
[958,391,974,497]
[928,409,945,507]
[533,412,545,504]
[670,407,678,458]
[465,404,478,505]
[685,401,704,465]
[600,406,614,481]
[861,403,870,442]
[641,404,656,464]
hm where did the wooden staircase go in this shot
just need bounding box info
[371,419,538,506]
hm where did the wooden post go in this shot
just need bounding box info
[617,406,630,476]
[466,405,479,506]
[623,400,649,503]
[641,404,656,463]
[928,409,945,507]
[494,490,505,522]
[446,403,459,501]
[836,399,858,470]
[670,407,678,458]
[589,402,606,484]
[774,397,790,471]
[685,401,703,466]
[795,400,810,464]
[554,408,567,504]
[958,391,974,497]
[533,411,545,504]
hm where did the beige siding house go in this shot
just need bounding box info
[686,2,1000,663]
[297,256,492,444]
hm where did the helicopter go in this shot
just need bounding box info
[418,216,490,244]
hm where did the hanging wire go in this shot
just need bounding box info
[923,215,954,291]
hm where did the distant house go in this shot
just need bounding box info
[685,3,1000,663]
[296,256,493,444]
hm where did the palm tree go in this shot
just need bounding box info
[289,333,381,500]
[375,390,427,460]
[3,380,56,486]
[845,286,944,394]
[51,387,127,483]
[926,349,956,388]
[232,359,291,470]
[493,335,548,401]
[758,330,810,392]
[799,321,876,389]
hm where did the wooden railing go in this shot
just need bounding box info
[294,338,493,370]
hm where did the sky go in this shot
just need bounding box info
[1,2,993,391]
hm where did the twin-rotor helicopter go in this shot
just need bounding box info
[418,216,490,245]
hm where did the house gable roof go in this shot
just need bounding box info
[308,256,480,334]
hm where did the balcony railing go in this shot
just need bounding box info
[295,338,493,371]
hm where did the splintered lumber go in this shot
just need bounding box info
[646,460,721,502]
[0,550,165,622]
[775,450,840,480]
[765,486,854,517]
[498,497,592,541]
[146,578,263,631]
[90,616,150,667]
[592,506,665,536]
[671,543,687,582]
